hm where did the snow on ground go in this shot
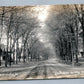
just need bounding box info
[0,59,84,80]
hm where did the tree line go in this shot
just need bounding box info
[0,5,84,67]
[46,4,84,65]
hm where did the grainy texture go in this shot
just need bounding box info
[0,4,84,80]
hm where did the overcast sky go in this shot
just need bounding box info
[0,0,84,6]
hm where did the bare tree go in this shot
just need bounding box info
[46,5,79,64]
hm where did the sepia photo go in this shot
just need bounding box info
[0,4,84,80]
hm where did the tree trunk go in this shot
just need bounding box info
[16,37,18,64]
[75,22,78,63]
[83,28,84,57]
[5,31,9,67]
[9,36,12,66]
[23,43,25,63]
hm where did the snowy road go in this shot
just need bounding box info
[0,60,84,80]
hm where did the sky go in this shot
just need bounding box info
[0,0,84,6]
